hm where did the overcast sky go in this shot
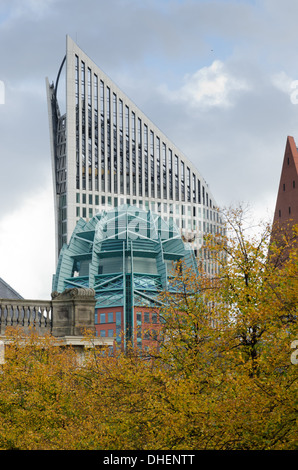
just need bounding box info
[1,0,298,299]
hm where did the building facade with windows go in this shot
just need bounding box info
[273,136,298,231]
[46,36,224,276]
[52,204,198,350]
[270,135,298,263]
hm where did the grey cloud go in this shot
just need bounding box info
[0,0,298,285]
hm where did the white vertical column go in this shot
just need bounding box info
[66,35,78,241]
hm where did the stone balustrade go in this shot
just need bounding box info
[0,288,114,364]
[0,299,52,335]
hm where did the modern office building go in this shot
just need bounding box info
[46,35,224,275]
[52,204,198,349]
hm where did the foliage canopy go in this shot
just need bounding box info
[0,206,297,450]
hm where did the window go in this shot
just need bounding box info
[116,311,121,325]
[187,167,191,202]
[136,312,142,324]
[108,329,114,337]
[144,330,150,340]
[100,313,106,323]
[156,136,160,198]
[151,330,158,341]
[144,312,150,323]
[192,173,196,202]
[181,161,185,201]
[100,330,106,337]
[116,328,121,343]
[108,312,114,323]
[150,131,155,197]
[137,328,142,341]
[162,142,167,198]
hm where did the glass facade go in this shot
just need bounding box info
[52,204,198,349]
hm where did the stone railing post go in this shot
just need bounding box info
[51,288,96,337]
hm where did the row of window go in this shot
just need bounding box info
[278,207,293,217]
[75,208,219,231]
[74,193,224,237]
[55,115,67,196]
[97,327,158,342]
[282,181,296,190]
[136,328,158,342]
[98,329,114,337]
[95,311,121,325]
[136,311,158,324]
[95,311,159,325]
[75,192,219,220]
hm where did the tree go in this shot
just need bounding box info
[0,206,296,450]
[149,205,298,449]
[0,329,80,449]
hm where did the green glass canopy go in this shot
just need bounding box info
[53,205,198,343]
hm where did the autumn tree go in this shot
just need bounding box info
[0,329,81,449]
[149,205,298,449]
[0,205,296,450]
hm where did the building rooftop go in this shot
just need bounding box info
[53,204,198,308]
[0,277,23,300]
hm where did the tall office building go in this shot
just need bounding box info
[46,36,224,273]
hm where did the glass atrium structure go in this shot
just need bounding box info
[46,36,224,276]
[52,205,198,349]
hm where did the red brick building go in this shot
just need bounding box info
[271,136,298,259]
[273,136,298,228]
